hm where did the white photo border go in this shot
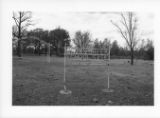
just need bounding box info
[0,0,160,118]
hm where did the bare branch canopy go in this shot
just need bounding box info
[111,12,139,65]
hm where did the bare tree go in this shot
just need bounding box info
[111,12,138,65]
[73,31,91,52]
[12,11,32,57]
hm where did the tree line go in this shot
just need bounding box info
[13,27,154,60]
[12,11,154,66]
[94,38,154,60]
[13,26,70,56]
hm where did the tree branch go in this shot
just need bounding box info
[121,13,130,35]
[21,16,32,23]
[111,20,130,47]
[12,16,19,27]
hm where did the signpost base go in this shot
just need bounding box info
[102,88,114,93]
[59,89,72,95]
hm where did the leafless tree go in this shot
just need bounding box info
[73,31,91,52]
[111,12,139,65]
[12,11,32,57]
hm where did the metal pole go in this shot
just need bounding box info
[108,44,110,89]
[59,41,72,95]
[102,43,113,93]
[64,43,66,90]
[48,43,50,63]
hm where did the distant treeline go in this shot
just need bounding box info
[12,27,154,60]
[110,40,154,60]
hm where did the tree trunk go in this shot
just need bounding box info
[38,42,41,56]
[57,41,62,56]
[17,13,22,57]
[131,47,134,65]
[17,39,22,57]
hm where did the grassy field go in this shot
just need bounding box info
[13,55,154,105]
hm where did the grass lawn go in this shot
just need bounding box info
[13,55,154,105]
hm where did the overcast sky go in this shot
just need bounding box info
[28,12,154,47]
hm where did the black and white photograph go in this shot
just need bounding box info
[1,0,160,118]
[12,11,154,105]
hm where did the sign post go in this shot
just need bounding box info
[102,43,114,93]
[59,42,72,95]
